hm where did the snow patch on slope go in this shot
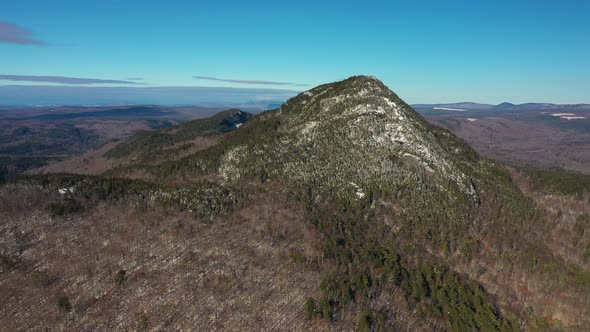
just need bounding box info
[434,107,467,112]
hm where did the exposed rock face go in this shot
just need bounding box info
[220,76,488,202]
[217,109,252,132]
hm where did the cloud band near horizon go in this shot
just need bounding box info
[0,75,144,85]
[193,76,308,86]
[0,85,299,107]
[0,22,48,45]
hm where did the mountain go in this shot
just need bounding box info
[2,76,589,331]
[104,108,252,160]
[35,109,253,176]
[106,77,506,198]
[216,77,500,202]
[494,102,516,109]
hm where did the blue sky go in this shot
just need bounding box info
[1,0,589,105]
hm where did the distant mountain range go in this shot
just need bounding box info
[412,102,590,111]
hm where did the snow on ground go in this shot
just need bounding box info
[548,113,586,120]
[385,99,397,108]
[433,107,467,112]
[58,187,74,195]
[349,182,365,199]
[560,116,586,120]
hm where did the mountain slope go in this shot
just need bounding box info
[36,109,252,176]
[218,76,503,201]
[105,108,252,161]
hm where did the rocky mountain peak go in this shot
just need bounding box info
[220,76,486,202]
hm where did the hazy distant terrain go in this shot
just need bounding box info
[416,103,590,174]
[0,105,224,179]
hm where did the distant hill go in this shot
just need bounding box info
[494,102,516,109]
[414,101,590,111]
[0,105,225,180]
[29,106,179,120]
[36,109,253,176]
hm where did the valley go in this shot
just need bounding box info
[0,105,224,180]
[416,103,590,175]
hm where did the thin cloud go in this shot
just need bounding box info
[194,76,308,87]
[0,22,48,45]
[0,75,144,85]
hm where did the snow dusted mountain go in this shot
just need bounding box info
[219,76,509,204]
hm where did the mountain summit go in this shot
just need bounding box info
[219,76,497,203]
[42,75,507,207]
